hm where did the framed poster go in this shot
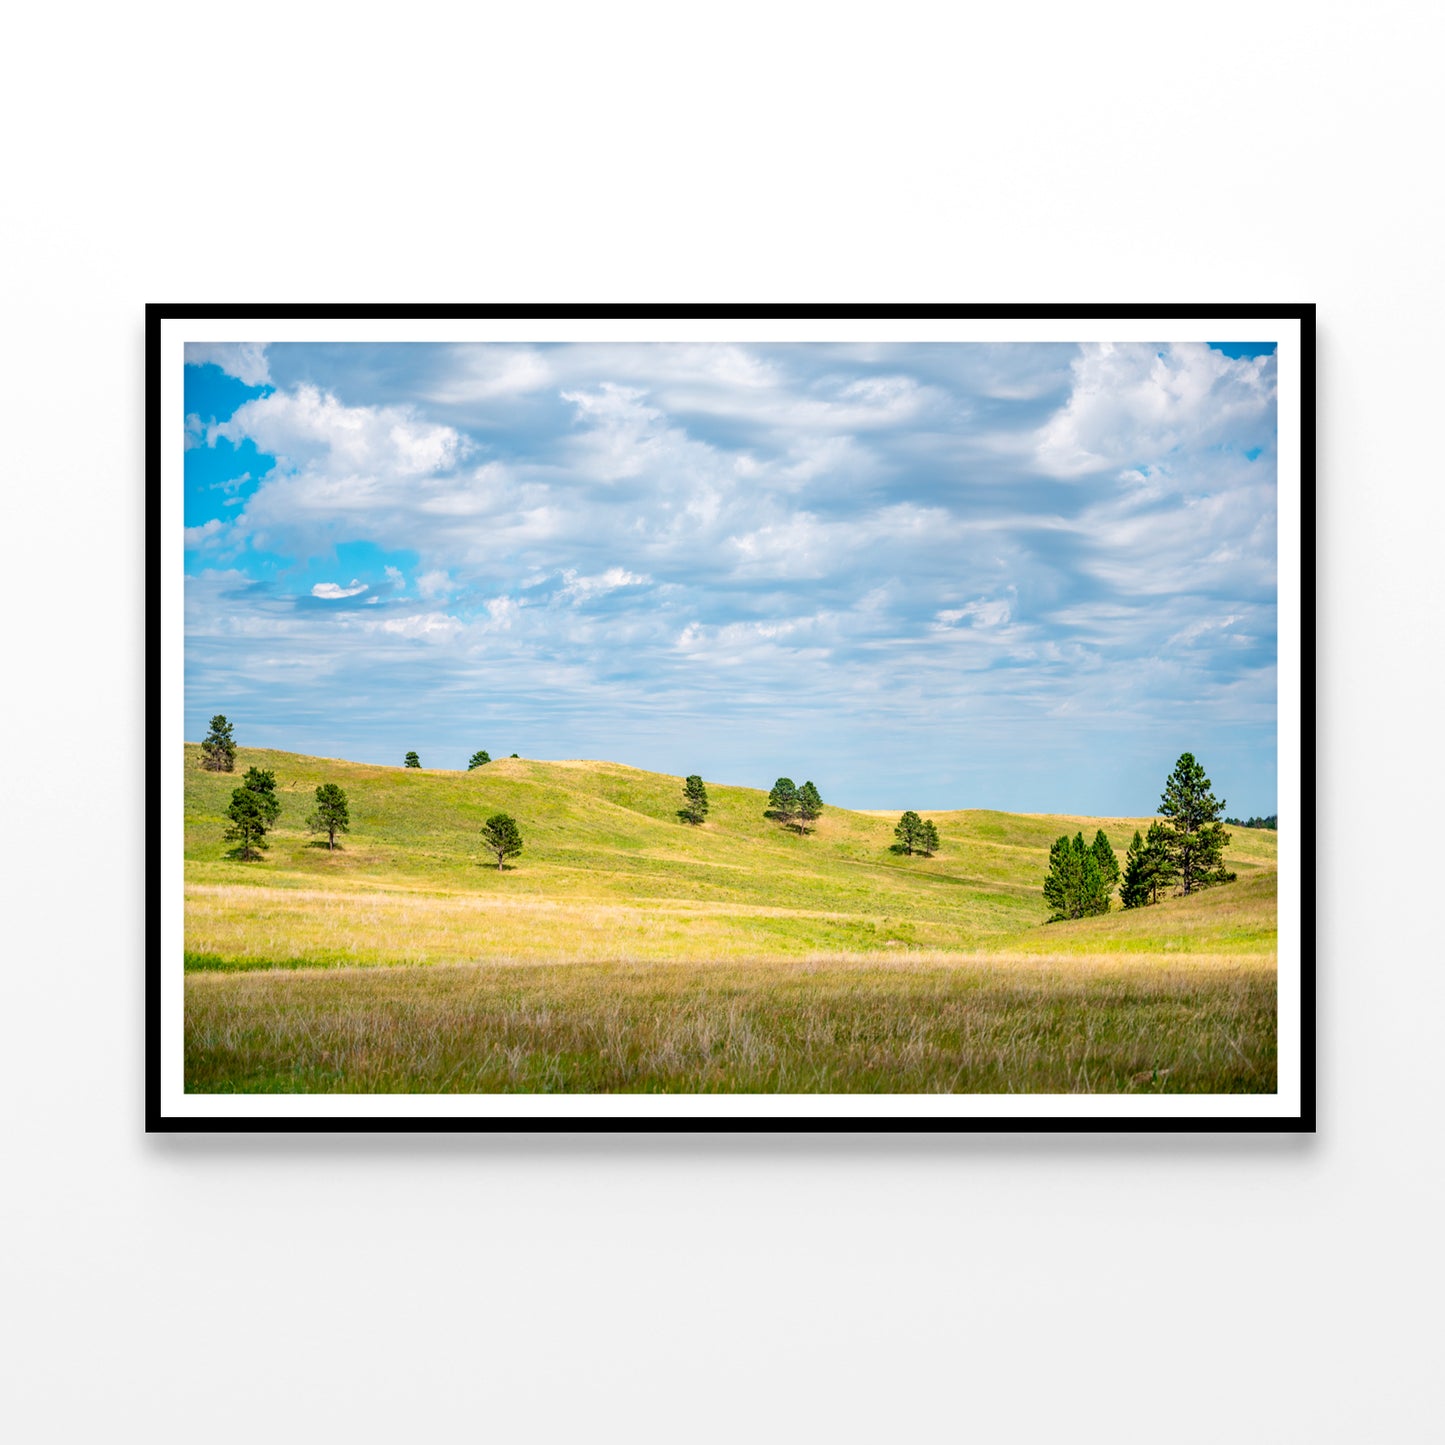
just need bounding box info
[149,304,1313,1131]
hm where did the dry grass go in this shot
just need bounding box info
[185,951,1276,1094]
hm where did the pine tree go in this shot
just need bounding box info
[1079,848,1110,916]
[767,778,798,830]
[1123,822,1181,906]
[200,714,237,772]
[1043,834,1080,919]
[920,819,940,856]
[1120,831,1149,909]
[796,781,823,834]
[1044,831,1111,919]
[894,810,925,854]
[681,774,709,824]
[240,767,282,826]
[223,784,270,860]
[479,813,523,871]
[468,750,491,770]
[1158,752,1236,894]
[307,782,350,850]
[1090,829,1120,899]
[1142,821,1180,902]
[404,751,421,768]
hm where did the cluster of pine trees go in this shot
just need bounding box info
[893,811,939,856]
[1043,830,1120,919]
[767,778,824,834]
[1045,751,1240,921]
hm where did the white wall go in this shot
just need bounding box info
[3,4,1439,1439]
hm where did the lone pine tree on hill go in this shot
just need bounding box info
[223,773,278,861]
[404,751,421,768]
[921,820,940,856]
[1158,752,1236,894]
[681,775,709,824]
[468,750,491,769]
[479,813,523,871]
[200,714,237,772]
[307,782,350,850]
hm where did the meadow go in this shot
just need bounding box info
[183,746,1278,1093]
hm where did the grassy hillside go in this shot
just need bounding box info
[184,745,1278,967]
[183,746,1277,1093]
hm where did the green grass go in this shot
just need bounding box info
[183,745,1278,1093]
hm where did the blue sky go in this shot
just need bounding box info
[183,339,1278,814]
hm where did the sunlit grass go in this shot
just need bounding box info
[185,951,1276,1094]
[183,745,1278,1093]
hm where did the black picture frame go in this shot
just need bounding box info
[149,303,1315,1133]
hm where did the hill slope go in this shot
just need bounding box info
[184,746,1277,967]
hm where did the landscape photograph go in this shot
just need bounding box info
[169,319,1291,1109]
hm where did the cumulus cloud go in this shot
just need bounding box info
[185,342,272,387]
[212,384,467,478]
[1034,342,1275,478]
[312,579,368,599]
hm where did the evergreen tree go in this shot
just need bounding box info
[1079,848,1110,917]
[468,750,491,770]
[1090,829,1120,898]
[681,774,709,825]
[307,782,350,850]
[1044,831,1111,919]
[767,778,799,830]
[479,813,523,871]
[920,819,940,856]
[200,714,237,772]
[1158,752,1236,894]
[223,784,270,860]
[1123,822,1181,906]
[796,781,823,834]
[1120,831,1149,909]
[894,811,925,854]
[240,767,282,826]
[1043,834,1083,919]
[404,751,421,768]
[1142,821,1180,902]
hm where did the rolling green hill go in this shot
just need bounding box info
[184,745,1277,968]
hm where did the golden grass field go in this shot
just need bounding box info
[183,746,1278,1093]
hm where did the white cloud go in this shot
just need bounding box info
[371,611,463,640]
[312,579,368,599]
[185,342,272,387]
[184,518,225,549]
[559,566,651,602]
[212,384,467,478]
[416,569,455,599]
[934,596,1013,629]
[1034,342,1275,477]
[426,347,552,402]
